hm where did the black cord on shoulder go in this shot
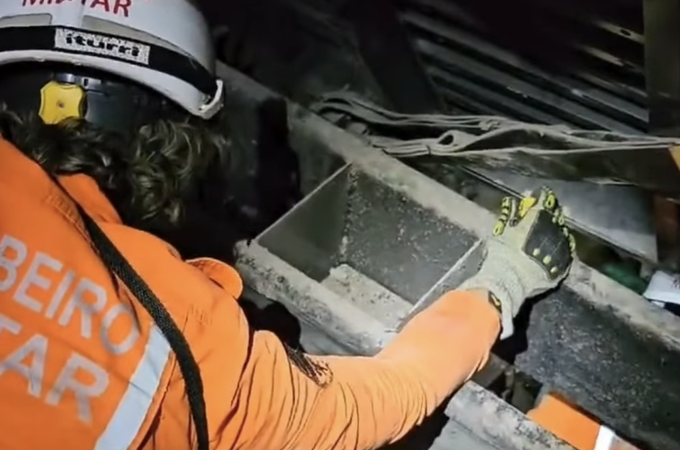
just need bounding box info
[79,209,210,450]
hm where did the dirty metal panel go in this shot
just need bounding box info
[434,168,657,263]
[281,106,680,450]
[219,62,680,450]
[362,0,657,263]
[209,1,659,263]
[258,164,478,320]
[260,165,476,301]
[644,0,680,136]
[643,0,680,270]
[339,0,445,113]
[339,170,476,302]
[516,287,680,450]
[398,0,647,133]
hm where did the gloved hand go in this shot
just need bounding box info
[459,187,576,339]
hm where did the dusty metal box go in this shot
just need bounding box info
[257,164,480,326]
[236,161,564,450]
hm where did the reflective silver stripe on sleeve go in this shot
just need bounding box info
[93,326,171,450]
[594,426,616,450]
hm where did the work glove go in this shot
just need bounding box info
[458,187,576,339]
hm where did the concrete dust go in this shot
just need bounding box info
[322,264,411,327]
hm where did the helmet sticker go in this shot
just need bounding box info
[54,28,150,65]
[22,0,133,19]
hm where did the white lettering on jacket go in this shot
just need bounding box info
[0,232,142,423]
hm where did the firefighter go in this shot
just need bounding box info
[0,1,575,449]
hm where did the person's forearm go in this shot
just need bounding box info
[380,289,499,400]
[297,290,501,449]
[227,290,501,450]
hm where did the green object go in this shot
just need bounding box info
[601,263,647,295]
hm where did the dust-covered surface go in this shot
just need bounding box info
[287,104,680,348]
[235,240,575,450]
[288,104,498,236]
[322,264,411,328]
[258,163,478,303]
[339,168,478,302]
[285,105,680,450]
[236,240,395,356]
[446,383,573,450]
[515,287,680,450]
[403,240,485,326]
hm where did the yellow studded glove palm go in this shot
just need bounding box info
[459,187,576,339]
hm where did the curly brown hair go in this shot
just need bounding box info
[0,104,334,384]
[0,104,229,231]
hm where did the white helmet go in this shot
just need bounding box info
[0,0,223,119]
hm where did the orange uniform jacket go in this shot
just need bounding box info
[0,138,501,450]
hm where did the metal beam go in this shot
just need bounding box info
[339,0,446,113]
[644,0,680,135]
[644,0,680,269]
